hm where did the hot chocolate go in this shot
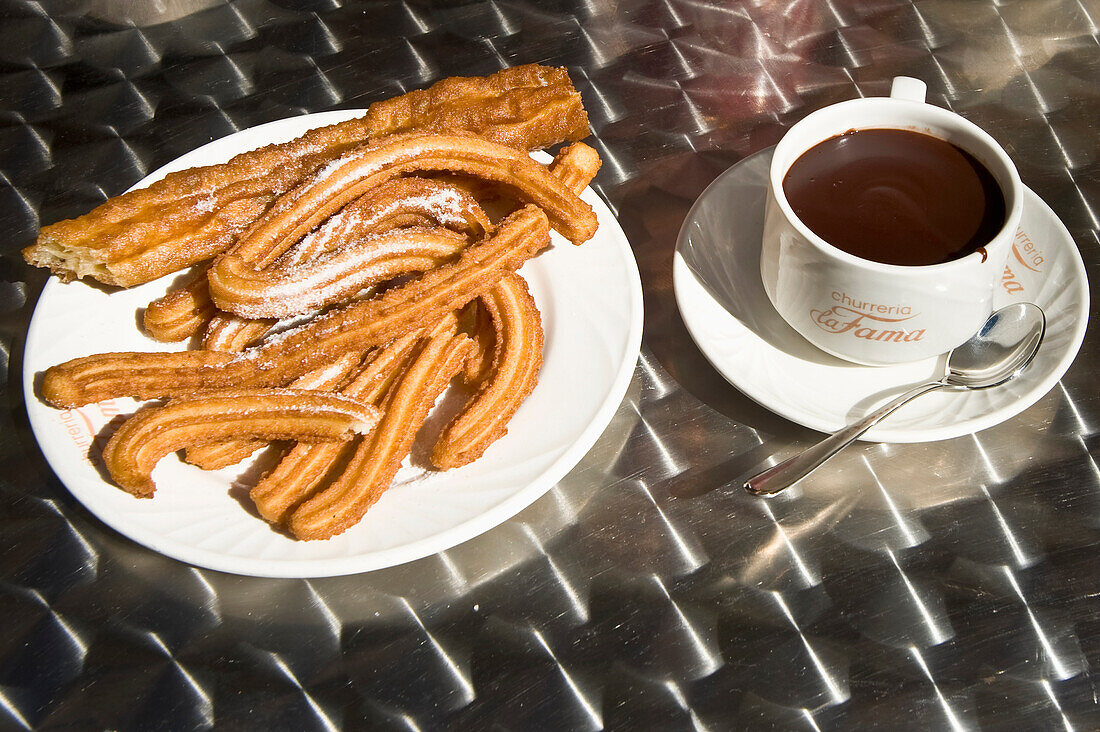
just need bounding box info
[782,128,1005,266]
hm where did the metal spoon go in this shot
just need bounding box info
[744,302,1046,496]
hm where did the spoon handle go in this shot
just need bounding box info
[744,380,947,496]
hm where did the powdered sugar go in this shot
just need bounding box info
[389,186,470,227]
[291,204,369,263]
[282,182,475,268]
[217,229,465,319]
[312,153,355,184]
[193,191,218,214]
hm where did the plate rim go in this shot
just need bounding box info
[23,110,644,577]
[673,147,1089,442]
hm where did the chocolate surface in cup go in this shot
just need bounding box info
[783,129,1006,266]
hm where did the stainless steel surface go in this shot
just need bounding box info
[2,1,1098,729]
[746,303,1048,496]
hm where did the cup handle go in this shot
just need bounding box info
[890,76,927,103]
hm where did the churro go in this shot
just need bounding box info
[41,205,550,407]
[142,176,491,342]
[25,64,588,287]
[142,267,216,343]
[459,299,495,386]
[210,132,593,293]
[202,313,275,352]
[208,227,469,319]
[102,389,380,497]
[432,273,543,469]
[283,176,491,266]
[182,350,364,470]
[426,141,600,468]
[289,327,475,541]
[550,142,603,193]
[249,331,422,525]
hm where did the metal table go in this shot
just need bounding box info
[2,1,1097,728]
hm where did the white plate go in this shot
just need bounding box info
[24,111,643,577]
[674,147,1088,442]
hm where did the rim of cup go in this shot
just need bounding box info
[769,94,1024,275]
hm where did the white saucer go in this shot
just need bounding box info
[24,111,644,577]
[673,147,1089,442]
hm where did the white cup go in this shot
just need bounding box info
[760,77,1023,365]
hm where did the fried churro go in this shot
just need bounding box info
[208,227,469,319]
[142,268,217,343]
[550,142,603,194]
[459,299,495,386]
[249,331,423,525]
[142,176,491,342]
[41,205,550,407]
[283,176,491,265]
[429,141,600,469]
[210,132,593,296]
[25,65,587,287]
[432,273,543,469]
[202,313,276,353]
[182,350,364,470]
[289,327,475,541]
[102,389,380,497]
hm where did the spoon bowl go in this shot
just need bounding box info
[744,302,1046,496]
[942,302,1046,389]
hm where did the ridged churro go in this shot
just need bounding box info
[25,64,588,287]
[182,350,364,470]
[289,327,475,541]
[432,273,543,469]
[459,299,495,386]
[102,389,380,497]
[249,331,423,525]
[283,176,491,265]
[202,313,276,353]
[550,142,603,194]
[143,267,217,343]
[41,205,550,407]
[142,176,491,342]
[208,227,470,319]
[429,141,600,468]
[209,133,594,307]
